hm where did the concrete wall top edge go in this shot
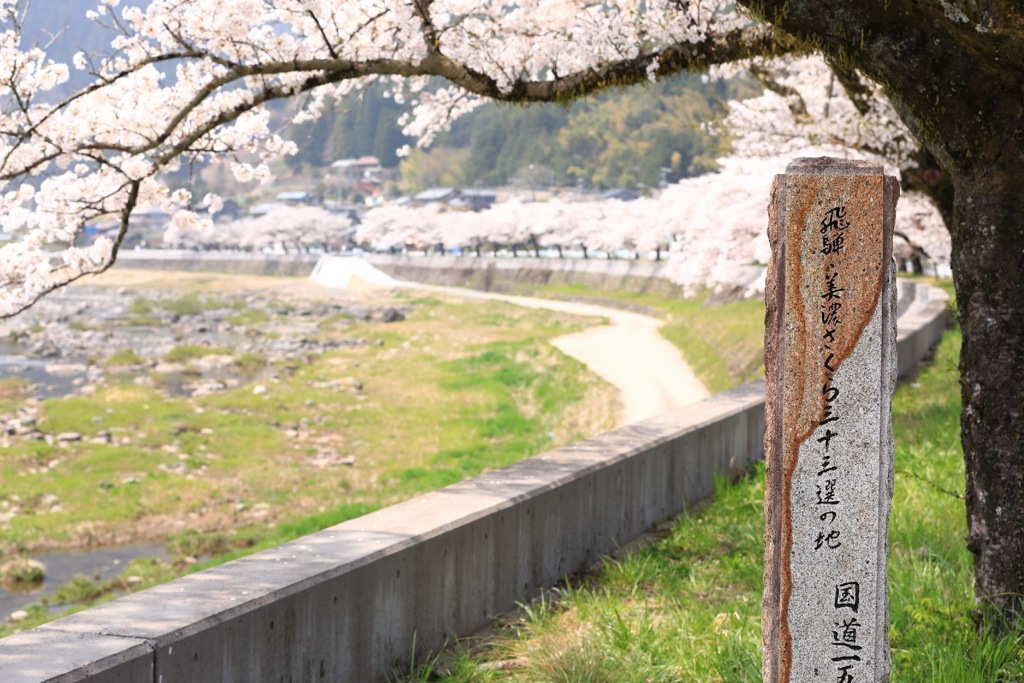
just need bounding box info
[0,629,151,683]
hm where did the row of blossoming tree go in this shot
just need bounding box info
[166,161,949,297]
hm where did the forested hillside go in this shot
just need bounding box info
[284,73,756,192]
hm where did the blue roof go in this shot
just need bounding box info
[276,191,315,201]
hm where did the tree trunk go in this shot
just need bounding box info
[952,165,1024,620]
[741,0,1024,624]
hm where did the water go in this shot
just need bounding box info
[1,543,167,616]
[0,341,88,399]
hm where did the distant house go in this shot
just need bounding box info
[275,190,320,204]
[411,187,497,212]
[330,156,383,174]
[596,188,641,202]
[328,204,362,223]
[250,201,288,216]
[411,187,458,205]
[453,189,498,211]
[329,156,384,194]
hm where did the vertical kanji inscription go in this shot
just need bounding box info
[763,158,898,683]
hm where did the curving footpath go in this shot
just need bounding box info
[397,282,709,426]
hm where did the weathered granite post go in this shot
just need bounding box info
[763,158,898,682]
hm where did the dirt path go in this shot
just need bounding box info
[85,268,709,427]
[401,283,710,426]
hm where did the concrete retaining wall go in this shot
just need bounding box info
[116,250,321,277]
[0,254,951,682]
[362,253,766,298]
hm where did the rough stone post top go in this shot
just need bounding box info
[763,157,897,683]
[786,157,884,176]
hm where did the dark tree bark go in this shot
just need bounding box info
[951,165,1024,621]
[745,0,1024,620]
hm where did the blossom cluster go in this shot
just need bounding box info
[713,56,919,171]
[162,205,354,253]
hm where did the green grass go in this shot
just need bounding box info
[224,308,272,326]
[104,349,146,367]
[156,293,209,316]
[232,351,267,374]
[0,290,617,636]
[426,321,1024,682]
[162,344,232,363]
[0,377,32,412]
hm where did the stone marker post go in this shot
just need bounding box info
[763,158,898,682]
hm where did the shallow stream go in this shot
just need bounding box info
[1,543,167,615]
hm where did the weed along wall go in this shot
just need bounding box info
[0,255,950,682]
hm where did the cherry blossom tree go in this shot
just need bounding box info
[163,205,353,252]
[0,0,1020,623]
[715,55,954,236]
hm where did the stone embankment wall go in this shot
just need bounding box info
[0,253,951,682]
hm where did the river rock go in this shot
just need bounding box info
[89,435,110,445]
[153,362,187,374]
[8,610,28,622]
[44,362,88,377]
[57,432,82,442]
[0,557,45,586]
[195,354,234,371]
[373,307,406,323]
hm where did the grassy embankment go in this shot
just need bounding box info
[0,281,617,635]
[413,281,1024,682]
